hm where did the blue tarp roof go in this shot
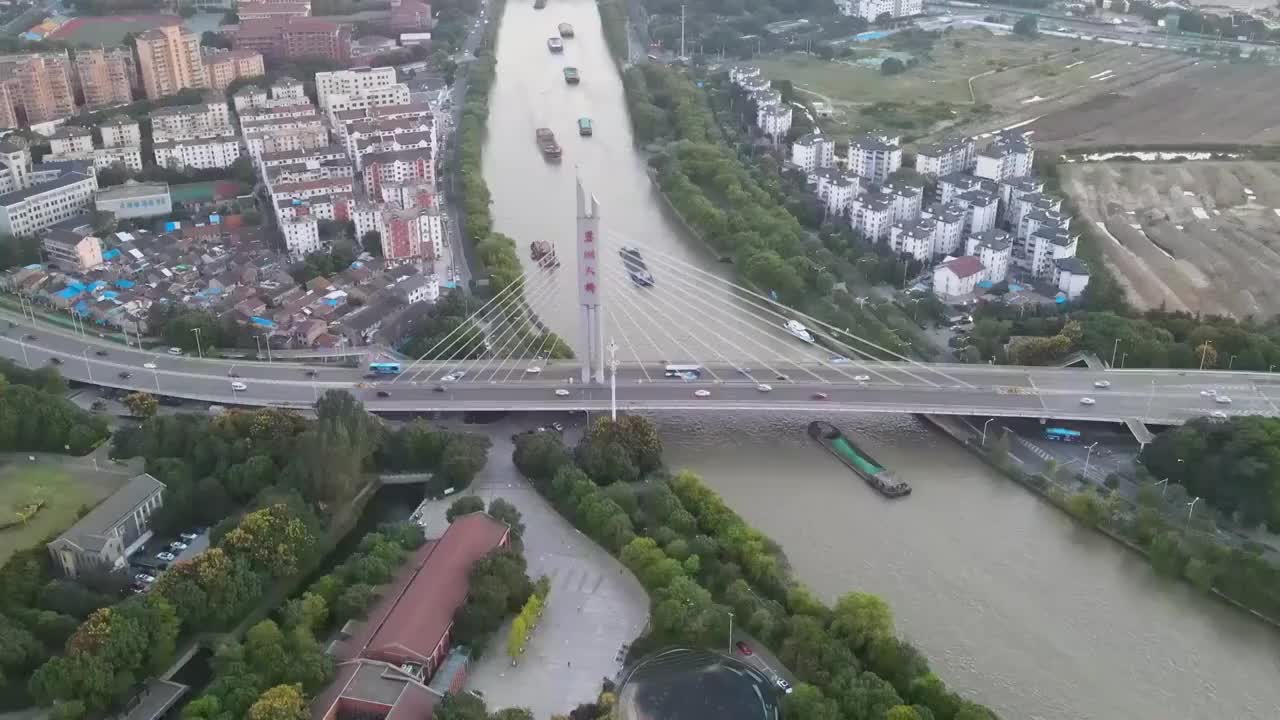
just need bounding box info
[55,287,80,299]
[1008,283,1023,292]
[114,279,134,288]
[323,298,339,306]
[87,280,106,292]
[100,291,119,300]
[977,281,993,289]
[23,264,41,270]
[74,301,89,315]
[249,316,275,327]
[103,249,121,260]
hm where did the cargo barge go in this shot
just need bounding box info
[563,66,579,84]
[619,246,653,286]
[578,117,592,136]
[559,22,574,37]
[535,127,561,160]
[547,37,563,52]
[534,0,546,8]
[808,421,911,497]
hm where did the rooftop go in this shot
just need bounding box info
[49,473,165,553]
[97,182,170,201]
[940,255,985,279]
[1055,256,1090,275]
[49,125,91,139]
[0,170,94,206]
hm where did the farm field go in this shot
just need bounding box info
[0,463,128,563]
[48,14,180,46]
[1059,161,1280,317]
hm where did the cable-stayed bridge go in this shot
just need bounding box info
[0,179,1274,428]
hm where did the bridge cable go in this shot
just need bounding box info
[468,270,567,382]
[451,263,566,381]
[600,236,868,385]
[602,288,667,381]
[601,268,725,382]
[499,317,562,385]
[605,231,970,388]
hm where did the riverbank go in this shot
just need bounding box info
[921,413,1280,632]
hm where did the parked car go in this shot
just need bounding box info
[156,551,176,562]
[735,641,753,656]
[167,347,182,355]
[134,573,156,584]
[118,371,132,379]
[48,357,62,365]
[95,349,108,357]
[376,390,390,398]
[179,531,199,542]
[168,541,188,551]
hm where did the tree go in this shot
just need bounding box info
[433,691,488,720]
[446,496,486,523]
[487,498,525,539]
[830,592,895,654]
[247,684,308,720]
[881,57,907,75]
[513,431,571,484]
[781,683,841,720]
[1013,14,1039,36]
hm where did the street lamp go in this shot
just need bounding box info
[981,418,994,447]
[727,610,734,655]
[17,332,29,368]
[191,327,204,359]
[1155,477,1170,497]
[1120,352,1128,369]
[1111,337,1121,368]
[1199,340,1213,370]
[1229,354,1236,370]
[1083,441,1099,482]
[607,338,619,421]
[81,347,93,383]
[1186,497,1199,525]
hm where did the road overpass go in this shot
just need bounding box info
[3,319,1276,426]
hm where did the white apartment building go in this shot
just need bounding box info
[242,117,329,160]
[850,194,893,241]
[965,229,1012,284]
[394,274,440,305]
[937,171,996,205]
[42,229,103,272]
[0,169,98,237]
[259,145,350,171]
[835,0,921,21]
[932,255,985,300]
[1055,257,1091,299]
[153,137,243,170]
[282,214,321,258]
[89,147,145,172]
[914,136,976,177]
[921,203,966,256]
[345,117,436,171]
[953,188,999,235]
[997,176,1044,219]
[361,148,435,196]
[232,76,307,113]
[811,169,861,218]
[760,105,792,141]
[47,125,144,172]
[728,65,763,87]
[316,67,398,107]
[1007,192,1061,234]
[890,218,936,262]
[1015,226,1077,279]
[49,127,94,156]
[101,118,142,149]
[975,131,1034,183]
[0,141,33,196]
[351,202,442,262]
[791,133,835,172]
[1017,207,1069,245]
[150,100,235,142]
[847,133,902,184]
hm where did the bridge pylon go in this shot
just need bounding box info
[576,177,605,384]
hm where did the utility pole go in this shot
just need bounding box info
[607,338,618,421]
[680,4,686,60]
[1083,441,1099,482]
[191,327,204,359]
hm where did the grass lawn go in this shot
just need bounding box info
[0,464,128,564]
[753,29,1086,135]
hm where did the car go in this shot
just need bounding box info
[1211,410,1229,420]
[756,383,772,392]
[48,357,62,365]
[853,375,870,382]
[179,532,199,542]
[1200,389,1216,397]
[1080,397,1096,405]
[156,551,176,562]
[131,585,147,594]
[554,388,571,397]
[135,573,156,584]
[694,389,711,398]
[550,421,564,432]
[1215,395,1232,404]
[776,677,793,694]
[143,362,157,369]
[1094,380,1111,388]
[525,366,542,374]
[305,369,317,377]
[23,334,36,340]
[830,355,850,364]
[736,367,752,376]
[441,373,458,382]
[95,349,108,357]
[167,347,182,355]
[735,641,753,656]
[230,381,248,391]
[776,374,789,381]
[364,373,379,380]
[169,541,188,551]
[118,371,132,379]
[228,370,240,377]
[812,392,829,400]
[434,385,446,392]
[376,390,390,398]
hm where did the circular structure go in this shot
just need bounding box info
[617,648,782,720]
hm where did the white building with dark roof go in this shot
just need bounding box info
[1055,257,1091,299]
[0,167,98,237]
[47,473,165,578]
[915,136,976,177]
[791,133,835,172]
[154,136,243,170]
[847,133,902,184]
[966,229,1012,284]
[922,202,966,256]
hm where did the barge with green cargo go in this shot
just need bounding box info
[808,421,911,497]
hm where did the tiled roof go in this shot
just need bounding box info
[940,255,984,279]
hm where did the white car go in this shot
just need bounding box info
[776,677,793,694]
[230,381,248,392]
[441,373,458,382]
[756,384,772,392]
[853,375,871,382]
[169,541,188,551]
[554,388,570,397]
[1080,397,1096,405]
[1211,410,1228,420]
[135,573,156,584]
[179,531,199,542]
[1200,389,1216,397]
[167,347,182,355]
[156,551,176,562]
[1094,380,1111,388]
[525,366,542,374]
[143,362,157,369]
[1215,395,1232,404]
[694,389,711,398]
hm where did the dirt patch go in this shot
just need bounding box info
[1060,161,1280,317]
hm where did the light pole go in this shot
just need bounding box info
[1186,497,1199,525]
[1120,352,1128,369]
[607,338,619,421]
[1229,354,1236,370]
[253,335,262,359]
[191,328,204,359]
[727,610,734,655]
[1146,378,1155,418]
[981,417,994,447]
[1155,477,1170,497]
[152,365,161,393]
[1111,337,1121,368]
[1083,441,1099,482]
[17,333,29,368]
[1271,364,1276,373]
[82,347,93,383]
[1199,340,1213,370]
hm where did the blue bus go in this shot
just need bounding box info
[369,362,402,375]
[1044,427,1081,443]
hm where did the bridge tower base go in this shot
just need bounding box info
[576,178,605,384]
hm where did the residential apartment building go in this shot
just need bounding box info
[394,273,439,305]
[937,171,996,205]
[850,194,893,241]
[890,218,937,262]
[361,148,435,196]
[809,168,861,219]
[1055,257,1091,299]
[73,47,136,110]
[932,255,984,300]
[914,136,976,177]
[47,125,143,172]
[101,116,142,148]
[201,49,266,91]
[921,202,966,256]
[47,473,165,578]
[1016,226,1077,279]
[760,105,792,141]
[847,133,902,184]
[233,17,351,63]
[791,133,835,172]
[835,0,921,21]
[965,229,1012,284]
[0,140,32,194]
[318,66,401,103]
[952,188,999,235]
[233,75,307,112]
[343,115,435,171]
[1007,191,1061,234]
[728,65,763,87]
[0,53,77,125]
[282,214,321,258]
[95,182,173,219]
[150,98,234,142]
[42,228,104,271]
[0,167,98,237]
[975,130,1034,183]
[135,26,208,100]
[48,126,94,156]
[154,137,243,170]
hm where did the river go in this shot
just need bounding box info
[479,2,1280,718]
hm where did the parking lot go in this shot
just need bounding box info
[128,529,210,593]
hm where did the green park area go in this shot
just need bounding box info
[0,464,125,563]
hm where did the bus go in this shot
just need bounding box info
[369,362,402,376]
[1044,427,1081,443]
[664,364,701,379]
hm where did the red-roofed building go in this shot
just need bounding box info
[313,513,511,720]
[932,255,985,300]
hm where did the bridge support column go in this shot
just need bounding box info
[576,178,605,384]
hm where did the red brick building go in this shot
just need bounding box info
[311,513,512,720]
[233,17,352,63]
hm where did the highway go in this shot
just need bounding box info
[3,314,1278,424]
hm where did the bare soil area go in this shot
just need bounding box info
[1060,161,1280,317]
